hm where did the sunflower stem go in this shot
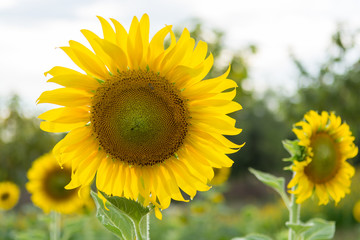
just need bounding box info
[146,212,150,240]
[50,211,61,240]
[288,190,301,240]
[134,221,143,240]
[134,212,150,240]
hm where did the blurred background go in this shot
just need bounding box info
[1,0,360,239]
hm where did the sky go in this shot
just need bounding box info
[1,0,360,113]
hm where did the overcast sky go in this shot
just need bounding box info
[1,0,360,113]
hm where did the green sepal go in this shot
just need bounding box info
[234,233,273,240]
[249,168,290,208]
[282,139,307,162]
[90,190,151,240]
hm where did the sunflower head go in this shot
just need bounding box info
[288,110,358,205]
[0,181,20,211]
[26,152,91,214]
[37,14,243,219]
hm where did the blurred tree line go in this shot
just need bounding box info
[176,21,360,175]
[281,26,360,167]
[1,21,359,188]
[0,95,61,187]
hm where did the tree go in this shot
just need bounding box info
[0,95,62,185]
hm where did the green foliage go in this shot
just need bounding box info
[302,218,335,240]
[281,26,360,165]
[248,168,289,208]
[287,218,335,240]
[91,191,151,240]
[0,94,62,185]
[235,233,273,240]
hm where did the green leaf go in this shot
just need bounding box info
[249,168,290,208]
[303,218,335,240]
[286,221,313,236]
[249,168,284,191]
[90,191,151,240]
[232,233,273,240]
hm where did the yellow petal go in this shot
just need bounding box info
[139,14,150,59]
[110,18,128,52]
[188,40,208,67]
[148,25,172,63]
[81,29,117,74]
[154,207,162,220]
[68,43,109,79]
[40,121,86,133]
[38,107,89,123]
[37,88,92,107]
[96,38,128,71]
[47,73,101,92]
[45,66,82,77]
[97,16,117,43]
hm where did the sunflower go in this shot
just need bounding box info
[37,14,242,219]
[288,110,358,205]
[26,152,91,214]
[353,200,360,222]
[0,181,20,211]
[210,167,231,186]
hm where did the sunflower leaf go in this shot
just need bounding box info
[302,218,335,240]
[232,233,273,240]
[249,168,290,208]
[286,221,313,235]
[90,191,151,240]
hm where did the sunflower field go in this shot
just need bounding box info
[1,13,360,240]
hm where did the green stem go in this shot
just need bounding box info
[134,213,150,240]
[146,213,150,240]
[50,211,61,240]
[288,190,301,240]
[134,221,142,240]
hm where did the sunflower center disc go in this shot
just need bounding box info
[44,168,76,200]
[91,70,189,166]
[1,192,9,201]
[305,133,339,183]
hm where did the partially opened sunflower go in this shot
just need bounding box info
[37,14,243,219]
[288,111,358,205]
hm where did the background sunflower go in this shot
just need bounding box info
[0,182,20,211]
[26,152,91,214]
[288,111,358,205]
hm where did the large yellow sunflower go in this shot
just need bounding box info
[0,181,20,211]
[288,110,358,205]
[26,153,91,214]
[37,14,242,219]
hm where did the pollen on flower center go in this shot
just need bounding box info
[304,133,339,183]
[91,70,189,166]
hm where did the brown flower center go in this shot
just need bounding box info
[1,192,9,201]
[91,70,189,166]
[43,167,77,200]
[304,133,339,183]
